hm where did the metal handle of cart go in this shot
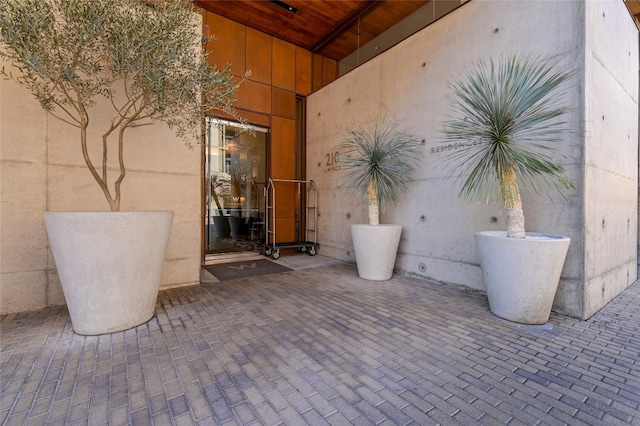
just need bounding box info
[264,178,318,259]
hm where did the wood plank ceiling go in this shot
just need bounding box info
[626,0,640,27]
[194,0,430,61]
[195,0,640,60]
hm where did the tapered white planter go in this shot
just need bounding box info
[351,224,402,281]
[475,231,570,324]
[44,211,174,335]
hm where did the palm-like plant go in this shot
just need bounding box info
[441,54,575,238]
[340,115,422,225]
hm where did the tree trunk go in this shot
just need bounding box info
[499,165,525,238]
[368,180,380,225]
[81,115,118,211]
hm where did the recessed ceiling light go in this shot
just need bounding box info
[268,0,297,14]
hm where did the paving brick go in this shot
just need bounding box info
[608,401,639,422]
[254,402,283,425]
[231,402,257,424]
[168,394,190,417]
[10,393,34,414]
[109,405,130,425]
[308,392,337,417]
[48,398,71,421]
[260,383,290,411]
[278,405,307,424]
[1,261,639,425]
[148,392,168,415]
[66,400,89,424]
[353,398,385,424]
[88,401,109,424]
[151,411,172,425]
[537,391,579,417]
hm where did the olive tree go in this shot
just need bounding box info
[0,0,242,211]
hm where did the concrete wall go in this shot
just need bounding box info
[0,59,202,315]
[579,0,639,318]
[306,0,638,319]
[340,0,467,75]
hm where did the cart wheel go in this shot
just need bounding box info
[309,247,317,256]
[272,250,280,260]
[264,247,272,256]
[300,246,307,253]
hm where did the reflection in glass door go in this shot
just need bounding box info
[205,118,267,255]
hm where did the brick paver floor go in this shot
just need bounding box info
[1,260,639,425]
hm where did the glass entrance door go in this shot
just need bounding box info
[205,118,267,254]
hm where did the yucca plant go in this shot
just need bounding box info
[441,54,575,238]
[340,115,422,226]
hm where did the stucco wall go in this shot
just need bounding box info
[0,59,202,315]
[306,0,638,319]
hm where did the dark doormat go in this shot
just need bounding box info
[203,259,292,281]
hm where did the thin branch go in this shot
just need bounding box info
[128,120,154,127]
[102,122,118,183]
[45,109,81,128]
[52,78,83,116]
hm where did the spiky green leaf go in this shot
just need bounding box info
[441,54,575,204]
[339,114,422,209]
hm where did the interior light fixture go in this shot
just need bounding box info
[268,0,297,14]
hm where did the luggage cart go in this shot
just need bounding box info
[263,178,318,259]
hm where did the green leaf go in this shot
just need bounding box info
[339,114,422,210]
[441,53,576,205]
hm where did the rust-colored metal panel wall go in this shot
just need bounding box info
[217,110,271,128]
[246,28,272,84]
[204,12,246,76]
[202,11,341,244]
[235,79,271,114]
[272,183,296,221]
[295,48,312,96]
[312,53,324,92]
[275,217,296,243]
[270,117,296,242]
[272,88,296,120]
[271,182,296,240]
[205,11,338,97]
[270,116,296,179]
[272,38,296,91]
[322,57,338,86]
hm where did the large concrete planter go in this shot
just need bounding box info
[351,224,402,281]
[44,211,174,335]
[475,231,570,324]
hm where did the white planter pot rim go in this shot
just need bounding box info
[351,224,403,229]
[476,230,570,242]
